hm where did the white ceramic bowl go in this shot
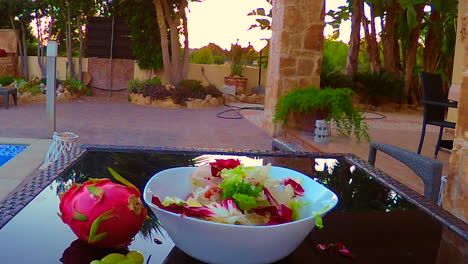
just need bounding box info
[143,166,338,264]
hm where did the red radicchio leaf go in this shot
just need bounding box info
[251,204,293,225]
[267,204,293,225]
[250,206,278,216]
[335,242,356,260]
[151,196,214,218]
[209,159,241,177]
[316,243,327,251]
[282,178,305,197]
[262,187,279,207]
[315,242,356,260]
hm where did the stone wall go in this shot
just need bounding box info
[0,29,19,78]
[444,11,468,223]
[0,55,17,77]
[262,0,325,136]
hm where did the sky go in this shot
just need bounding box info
[186,0,352,50]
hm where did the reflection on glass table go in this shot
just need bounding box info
[0,149,466,264]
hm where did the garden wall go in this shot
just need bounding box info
[22,57,267,94]
[24,56,88,81]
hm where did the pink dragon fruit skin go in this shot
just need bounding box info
[59,178,147,248]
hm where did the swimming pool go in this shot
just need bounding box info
[0,145,28,167]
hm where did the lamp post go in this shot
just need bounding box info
[46,41,58,136]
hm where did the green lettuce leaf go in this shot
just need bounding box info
[232,193,258,211]
[290,199,310,221]
[162,196,185,206]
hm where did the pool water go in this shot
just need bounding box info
[0,145,28,167]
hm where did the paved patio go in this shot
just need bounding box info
[0,97,272,150]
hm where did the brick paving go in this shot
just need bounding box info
[0,97,272,150]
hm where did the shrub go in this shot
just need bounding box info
[142,84,171,100]
[127,78,146,93]
[145,77,162,86]
[134,79,221,106]
[353,71,404,105]
[83,87,93,96]
[274,86,369,143]
[191,48,215,64]
[320,68,353,89]
[62,80,85,95]
[18,82,42,95]
[0,75,14,86]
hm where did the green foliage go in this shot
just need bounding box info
[116,0,163,70]
[173,79,222,104]
[354,71,404,105]
[225,43,256,76]
[247,0,273,31]
[323,40,349,71]
[0,75,14,86]
[83,86,92,96]
[191,48,215,64]
[274,87,369,142]
[127,78,146,93]
[18,82,42,95]
[320,64,353,89]
[62,79,85,95]
[145,77,162,86]
[137,79,222,106]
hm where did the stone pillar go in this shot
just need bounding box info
[0,29,19,77]
[443,12,468,222]
[263,0,325,136]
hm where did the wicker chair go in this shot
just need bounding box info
[418,72,457,158]
[368,141,443,204]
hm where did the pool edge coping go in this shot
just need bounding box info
[0,137,52,202]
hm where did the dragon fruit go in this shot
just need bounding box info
[58,168,147,248]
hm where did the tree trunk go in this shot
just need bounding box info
[369,4,382,71]
[153,0,172,84]
[10,16,27,79]
[77,15,84,82]
[423,9,442,73]
[66,1,76,80]
[36,13,46,79]
[180,7,190,82]
[345,0,363,76]
[382,0,401,76]
[20,21,29,80]
[169,23,180,83]
[403,4,424,104]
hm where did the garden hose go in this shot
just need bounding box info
[216,94,264,120]
[215,95,386,121]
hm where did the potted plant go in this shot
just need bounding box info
[224,42,255,95]
[274,86,370,143]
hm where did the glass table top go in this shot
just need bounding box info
[0,148,466,264]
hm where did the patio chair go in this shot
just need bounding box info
[0,87,18,109]
[417,72,457,158]
[368,141,443,204]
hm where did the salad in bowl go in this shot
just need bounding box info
[144,159,338,264]
[151,159,314,226]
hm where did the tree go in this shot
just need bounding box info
[116,0,163,71]
[422,0,457,93]
[381,0,402,75]
[362,0,382,72]
[190,47,215,64]
[152,0,197,84]
[345,0,364,76]
[0,0,34,79]
[247,0,272,31]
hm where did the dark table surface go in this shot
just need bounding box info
[0,146,466,264]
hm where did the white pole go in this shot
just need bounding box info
[46,41,58,136]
